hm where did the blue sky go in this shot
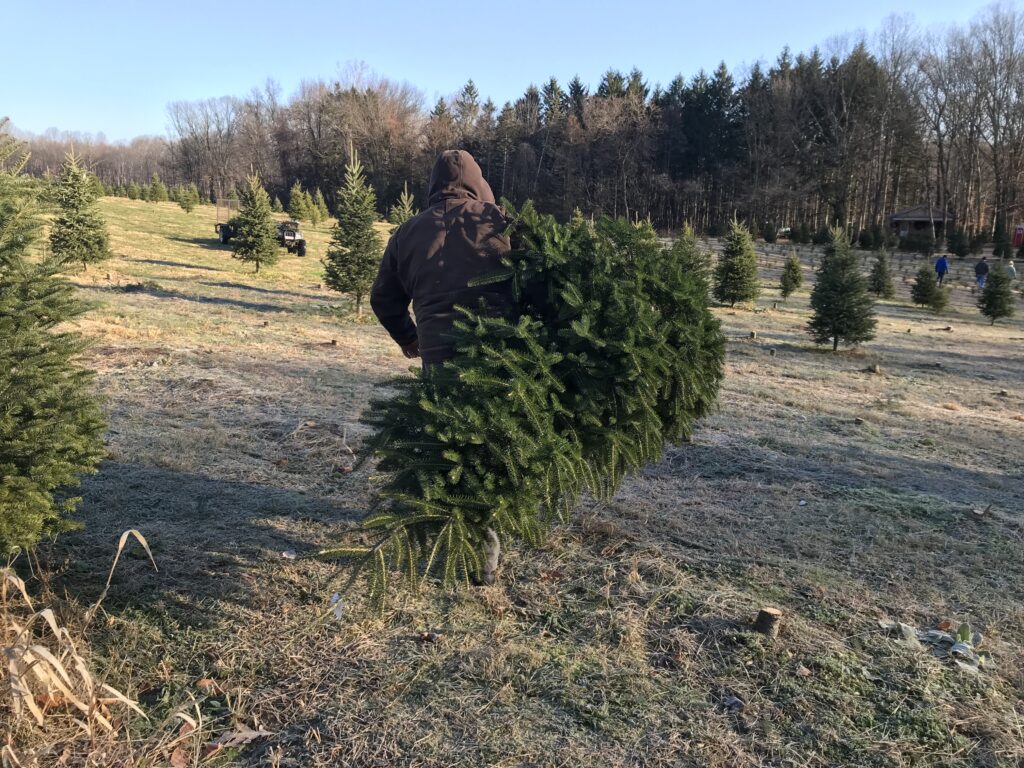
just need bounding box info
[3,0,997,142]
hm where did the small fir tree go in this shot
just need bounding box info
[271,195,284,213]
[322,149,382,318]
[148,172,168,202]
[126,181,140,200]
[49,151,112,269]
[761,221,777,243]
[288,181,309,221]
[949,228,969,258]
[807,228,877,351]
[388,182,417,227]
[910,267,948,312]
[868,252,896,298]
[779,252,803,299]
[313,188,330,222]
[177,183,200,213]
[978,267,1016,324]
[713,218,760,307]
[0,121,106,552]
[670,224,711,291]
[232,174,279,274]
[992,219,1012,259]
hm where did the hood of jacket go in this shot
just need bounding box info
[427,150,495,206]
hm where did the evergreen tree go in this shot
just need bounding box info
[322,149,382,318]
[780,252,803,298]
[49,151,112,269]
[669,224,710,291]
[868,251,896,298]
[288,181,309,221]
[313,188,330,222]
[329,203,725,604]
[992,219,1012,259]
[126,181,140,200]
[232,174,278,274]
[148,172,168,202]
[387,182,417,227]
[138,183,151,202]
[978,266,1016,324]
[177,183,200,213]
[0,121,105,552]
[949,228,970,258]
[761,221,777,243]
[807,228,877,350]
[910,266,948,312]
[271,195,284,213]
[304,189,319,223]
[713,218,760,306]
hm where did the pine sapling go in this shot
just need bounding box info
[911,267,948,312]
[868,252,896,298]
[807,228,877,351]
[232,174,279,274]
[49,151,112,270]
[714,218,760,307]
[978,267,1015,325]
[780,252,803,299]
[323,148,382,318]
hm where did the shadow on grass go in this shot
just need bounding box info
[48,461,360,625]
[122,257,226,272]
[94,283,290,314]
[167,236,234,253]
[200,280,327,302]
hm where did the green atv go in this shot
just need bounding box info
[215,219,308,257]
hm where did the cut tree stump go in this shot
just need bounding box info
[754,607,783,638]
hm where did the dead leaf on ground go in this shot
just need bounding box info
[170,746,189,768]
[195,678,223,694]
[211,724,274,748]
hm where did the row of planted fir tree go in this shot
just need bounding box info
[227,150,416,317]
[766,219,1022,261]
[717,221,1016,350]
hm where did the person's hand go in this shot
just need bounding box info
[401,339,420,359]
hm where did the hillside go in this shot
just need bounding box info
[7,197,1024,767]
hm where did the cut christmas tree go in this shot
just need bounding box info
[326,203,725,605]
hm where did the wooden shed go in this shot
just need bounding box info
[888,204,953,238]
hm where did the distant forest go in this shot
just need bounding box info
[17,6,1024,243]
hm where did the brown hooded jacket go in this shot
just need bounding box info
[370,150,512,364]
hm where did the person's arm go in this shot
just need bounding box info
[371,234,418,354]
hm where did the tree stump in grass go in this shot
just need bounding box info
[754,607,783,638]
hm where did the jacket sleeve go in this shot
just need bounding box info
[370,233,418,348]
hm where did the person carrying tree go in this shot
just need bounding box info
[370,150,514,366]
[975,256,990,289]
[935,253,949,286]
[370,149,515,584]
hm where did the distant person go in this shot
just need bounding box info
[935,254,949,286]
[370,149,514,586]
[975,256,990,289]
[1007,259,1017,280]
[370,149,514,367]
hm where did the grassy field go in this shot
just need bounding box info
[5,197,1024,767]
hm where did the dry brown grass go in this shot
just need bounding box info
[2,200,1023,766]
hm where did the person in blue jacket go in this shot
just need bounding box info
[934,254,949,286]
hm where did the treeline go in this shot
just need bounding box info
[19,5,1024,243]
